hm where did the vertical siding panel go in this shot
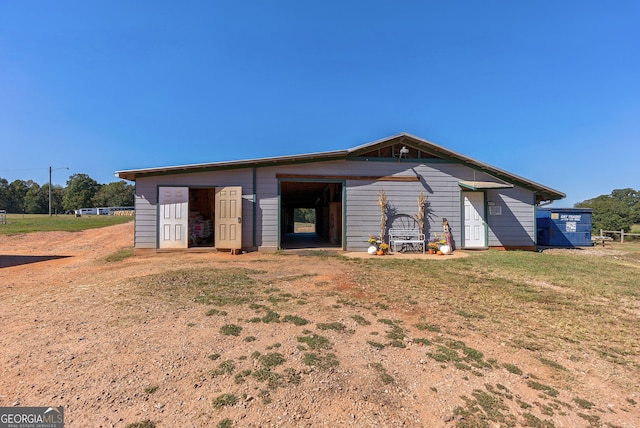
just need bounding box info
[486,187,536,247]
[134,179,158,249]
[255,167,279,249]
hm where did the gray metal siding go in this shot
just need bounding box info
[133,169,254,249]
[255,167,278,249]
[263,161,463,251]
[132,158,538,250]
[133,180,158,249]
[255,160,435,251]
[342,162,536,251]
[345,162,467,251]
[486,187,536,247]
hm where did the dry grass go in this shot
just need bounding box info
[118,242,640,426]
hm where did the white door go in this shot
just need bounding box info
[463,191,487,248]
[159,186,189,249]
[215,186,242,250]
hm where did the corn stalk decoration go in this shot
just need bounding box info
[377,190,387,243]
[416,191,426,235]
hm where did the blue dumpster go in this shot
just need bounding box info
[537,208,593,247]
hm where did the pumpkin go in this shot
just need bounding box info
[377,250,384,256]
[437,251,443,255]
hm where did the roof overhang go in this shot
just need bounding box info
[114,132,566,203]
[115,149,349,181]
[458,180,514,191]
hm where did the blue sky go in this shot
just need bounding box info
[1,1,638,207]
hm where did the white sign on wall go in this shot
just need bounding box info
[489,206,502,215]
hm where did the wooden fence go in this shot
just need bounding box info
[599,229,640,243]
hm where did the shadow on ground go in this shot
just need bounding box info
[0,255,71,268]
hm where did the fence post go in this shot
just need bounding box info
[600,229,603,237]
[621,230,624,243]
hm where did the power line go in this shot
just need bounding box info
[0,167,54,173]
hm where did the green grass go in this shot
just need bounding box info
[283,315,309,326]
[302,352,339,370]
[369,363,395,385]
[427,345,462,363]
[212,393,238,408]
[349,247,640,363]
[0,213,132,234]
[503,363,523,376]
[234,369,252,384]
[251,368,283,389]
[351,315,371,325]
[134,268,261,307]
[573,397,595,409]
[527,380,559,397]
[220,324,243,336]
[414,322,441,332]
[144,385,159,394]
[104,248,134,262]
[261,310,280,323]
[538,357,568,372]
[206,308,228,317]
[297,334,331,350]
[522,412,555,428]
[216,419,233,428]
[125,421,156,428]
[316,322,346,331]
[367,340,385,349]
[258,352,286,368]
[211,360,236,376]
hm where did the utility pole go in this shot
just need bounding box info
[49,167,52,216]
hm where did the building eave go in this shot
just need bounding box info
[114,132,565,202]
[115,149,349,181]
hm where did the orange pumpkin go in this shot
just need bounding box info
[377,250,384,256]
[437,251,443,255]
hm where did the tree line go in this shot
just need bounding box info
[2,173,636,233]
[0,173,134,214]
[575,188,640,233]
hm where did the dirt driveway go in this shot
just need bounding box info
[0,223,638,427]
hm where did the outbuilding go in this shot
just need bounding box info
[115,133,565,253]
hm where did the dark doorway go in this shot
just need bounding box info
[280,181,343,249]
[188,188,215,247]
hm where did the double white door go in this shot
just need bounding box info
[159,186,242,249]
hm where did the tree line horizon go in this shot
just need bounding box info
[0,174,637,233]
[0,173,134,214]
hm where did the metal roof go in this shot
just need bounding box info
[114,148,349,181]
[114,132,565,201]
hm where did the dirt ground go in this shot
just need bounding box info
[0,223,638,427]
